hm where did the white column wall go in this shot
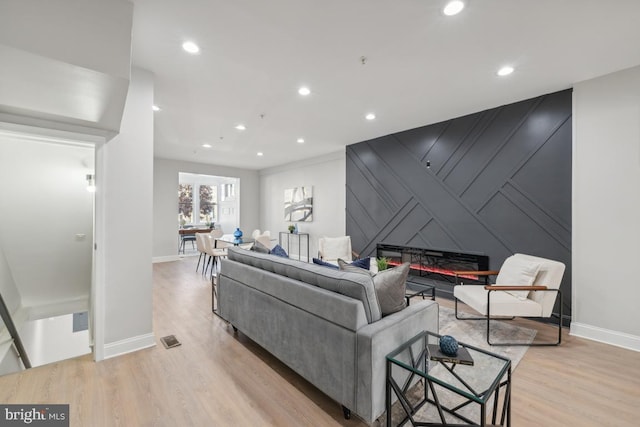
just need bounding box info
[94,68,155,359]
[259,151,346,260]
[153,158,260,261]
[572,65,640,351]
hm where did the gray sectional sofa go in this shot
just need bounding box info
[218,247,439,424]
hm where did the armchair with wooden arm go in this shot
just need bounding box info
[317,236,359,263]
[453,254,565,346]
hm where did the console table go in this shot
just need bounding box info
[279,232,310,261]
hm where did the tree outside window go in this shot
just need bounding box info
[199,185,217,225]
[178,184,193,226]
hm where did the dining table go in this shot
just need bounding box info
[215,234,255,247]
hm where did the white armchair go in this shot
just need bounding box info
[318,236,356,263]
[453,253,565,346]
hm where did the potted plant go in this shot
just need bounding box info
[288,224,296,233]
[376,257,389,271]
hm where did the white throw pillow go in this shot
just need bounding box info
[495,256,541,300]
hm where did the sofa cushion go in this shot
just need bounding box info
[495,255,541,300]
[226,247,382,323]
[371,262,409,316]
[270,244,289,258]
[340,260,408,316]
[338,258,373,275]
[312,257,339,269]
[251,240,270,253]
[350,257,371,270]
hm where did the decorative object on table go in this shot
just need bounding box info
[288,224,295,233]
[294,223,298,234]
[233,228,243,239]
[427,343,474,366]
[439,335,459,356]
[376,257,389,271]
[284,186,313,222]
[207,221,215,229]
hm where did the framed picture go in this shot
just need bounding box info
[284,186,313,222]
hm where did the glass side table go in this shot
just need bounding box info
[386,330,511,426]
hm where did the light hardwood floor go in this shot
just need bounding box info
[1,258,639,426]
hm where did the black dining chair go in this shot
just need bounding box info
[179,225,197,254]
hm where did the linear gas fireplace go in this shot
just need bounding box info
[376,243,490,297]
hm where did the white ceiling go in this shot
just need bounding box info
[131,0,640,170]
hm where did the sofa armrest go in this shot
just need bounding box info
[354,300,438,423]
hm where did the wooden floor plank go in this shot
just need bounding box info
[0,257,639,426]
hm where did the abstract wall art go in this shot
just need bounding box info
[284,186,313,222]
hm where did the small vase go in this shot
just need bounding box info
[233,228,243,239]
[439,335,459,356]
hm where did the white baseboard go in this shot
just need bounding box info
[103,333,156,360]
[570,322,640,352]
[152,255,180,263]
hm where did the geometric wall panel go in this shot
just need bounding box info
[346,89,572,319]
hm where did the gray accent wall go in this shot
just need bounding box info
[346,89,572,318]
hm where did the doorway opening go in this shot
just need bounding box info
[177,172,240,256]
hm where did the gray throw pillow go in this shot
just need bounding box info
[339,259,409,316]
[251,240,270,254]
[338,258,374,276]
[372,262,409,316]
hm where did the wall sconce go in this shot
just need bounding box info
[86,174,96,193]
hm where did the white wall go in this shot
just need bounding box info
[0,136,93,314]
[0,242,21,315]
[0,0,132,136]
[94,68,155,359]
[259,151,346,259]
[153,158,260,261]
[572,65,640,351]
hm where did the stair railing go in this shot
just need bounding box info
[0,292,31,369]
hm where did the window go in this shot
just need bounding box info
[178,184,193,225]
[221,183,235,201]
[178,172,239,230]
[178,183,218,226]
[199,184,217,224]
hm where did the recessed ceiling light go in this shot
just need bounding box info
[235,124,246,131]
[443,1,465,16]
[365,113,376,121]
[497,66,515,76]
[152,105,160,111]
[257,152,264,156]
[298,86,311,96]
[202,144,212,148]
[182,41,200,54]
[297,138,305,144]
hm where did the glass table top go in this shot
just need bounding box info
[387,330,511,404]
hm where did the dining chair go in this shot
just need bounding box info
[204,231,228,279]
[195,232,209,273]
[178,225,196,254]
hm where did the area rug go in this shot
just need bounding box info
[379,306,536,426]
[438,305,536,365]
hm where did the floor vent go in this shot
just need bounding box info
[160,335,181,349]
